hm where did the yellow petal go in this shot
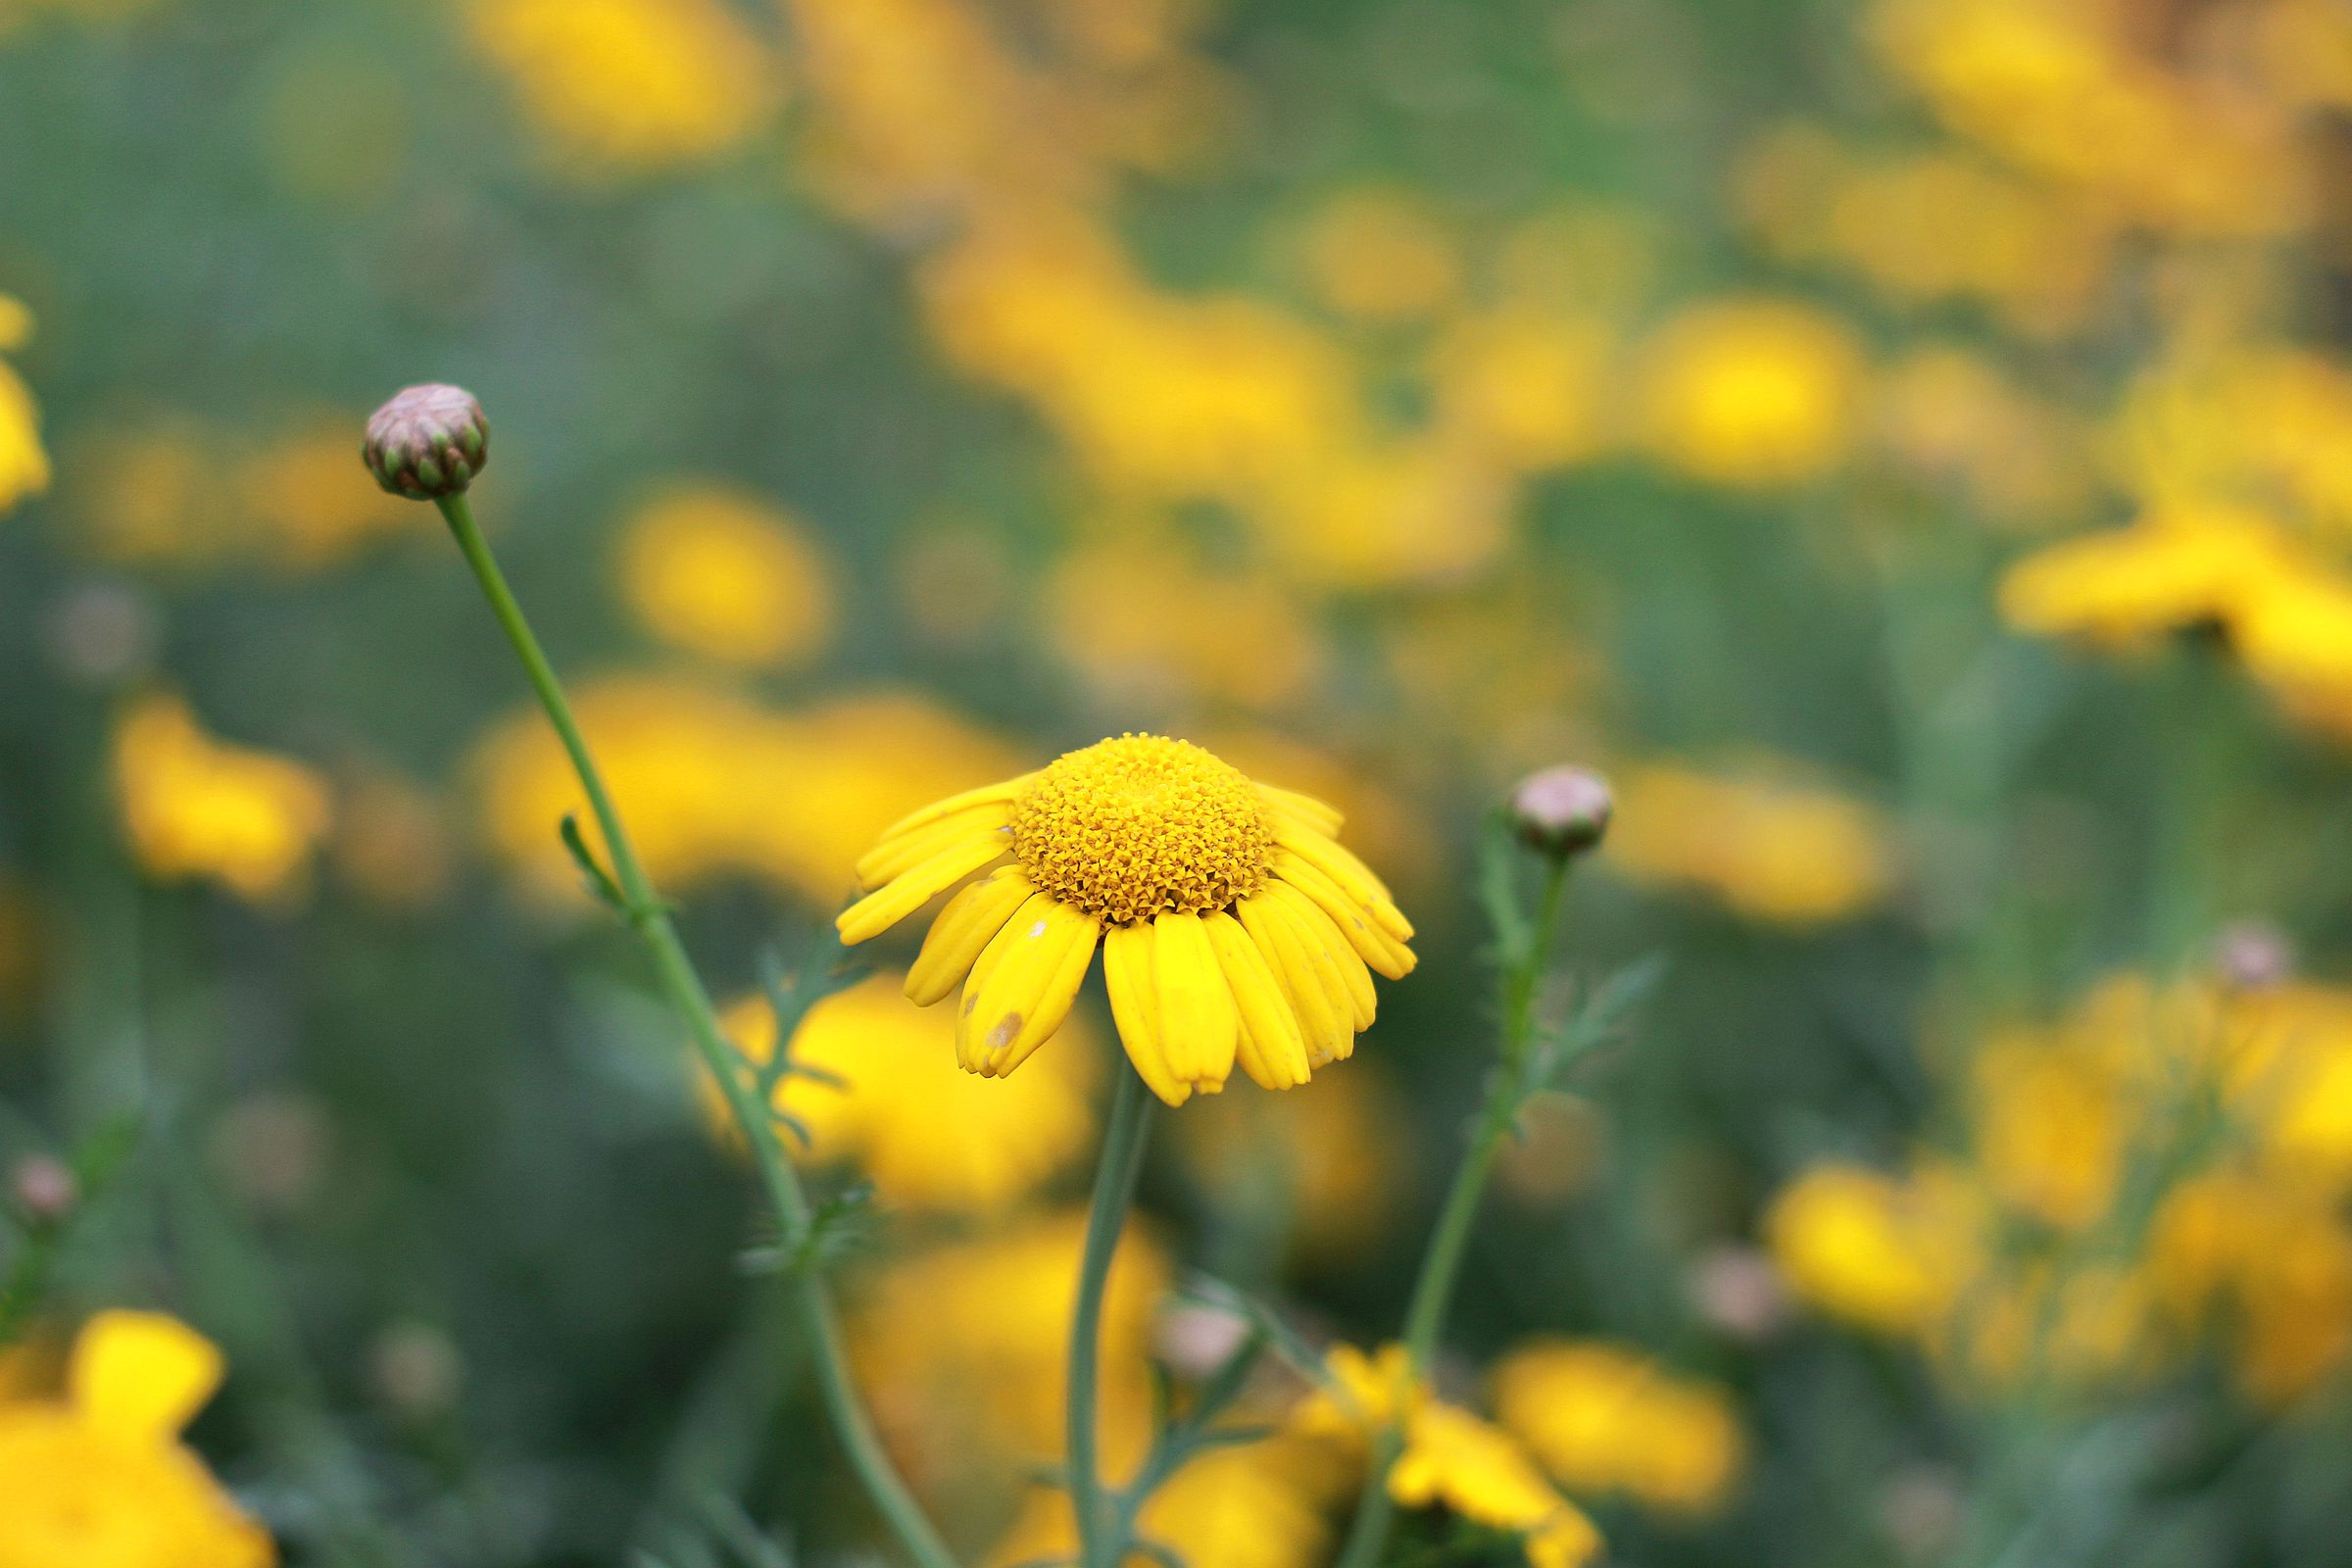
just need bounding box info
[856,806,1012,889]
[868,774,1032,845]
[1257,782,1344,836]
[906,866,1035,1004]
[1238,893,1352,1067]
[836,833,1007,945]
[70,1310,224,1442]
[1151,910,1239,1091]
[1266,881,1378,1029]
[965,899,1102,1077]
[956,892,1054,1069]
[1273,852,1417,979]
[1202,910,1311,1089]
[1272,821,1412,942]
[1104,920,1192,1105]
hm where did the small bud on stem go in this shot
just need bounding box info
[8,1153,76,1225]
[1509,765,1613,858]
[363,383,489,500]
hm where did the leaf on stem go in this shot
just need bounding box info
[1532,953,1668,1091]
[560,813,632,914]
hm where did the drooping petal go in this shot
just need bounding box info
[1266,880,1378,1030]
[857,806,1012,890]
[1202,910,1311,1090]
[1256,782,1345,836]
[70,1310,224,1442]
[956,891,1054,1069]
[837,833,1008,945]
[1238,892,1353,1067]
[1272,820,1413,942]
[1152,910,1239,1093]
[868,773,1032,846]
[1273,852,1417,979]
[1104,920,1192,1105]
[964,899,1102,1077]
[905,866,1036,1004]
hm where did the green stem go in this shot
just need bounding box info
[1068,1064,1155,1568]
[1330,855,1573,1568]
[433,494,957,1568]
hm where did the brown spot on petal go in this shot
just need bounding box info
[987,1013,1023,1050]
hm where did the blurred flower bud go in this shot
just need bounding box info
[2215,920,2294,992]
[9,1154,76,1225]
[362,383,488,500]
[1687,1245,1787,1343]
[368,1320,465,1424]
[1153,1299,1252,1379]
[42,580,160,689]
[209,1092,332,1215]
[1509,765,1613,858]
[1881,1465,1964,1561]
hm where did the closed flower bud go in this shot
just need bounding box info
[362,383,489,500]
[1509,765,1613,858]
[9,1153,76,1224]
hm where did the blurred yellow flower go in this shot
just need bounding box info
[113,694,332,904]
[1872,0,2306,238]
[1765,1164,1974,1336]
[329,768,455,913]
[1390,1404,1603,1568]
[0,295,47,514]
[852,1211,1168,1490]
[987,1437,1344,1568]
[1873,346,2092,524]
[1294,1345,1601,1568]
[836,734,1415,1105]
[469,0,780,174]
[1429,307,1612,474]
[234,421,417,568]
[1175,1064,1403,1264]
[1740,126,2113,334]
[1046,530,1320,710]
[2152,1172,2352,1403]
[715,970,1097,1213]
[617,485,835,670]
[1608,762,1893,924]
[63,413,422,571]
[0,1310,274,1568]
[1295,187,1463,324]
[1638,297,1865,489]
[472,678,1020,907]
[1490,1339,1744,1515]
[1972,1023,2131,1231]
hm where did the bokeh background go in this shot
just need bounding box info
[8,0,2352,1563]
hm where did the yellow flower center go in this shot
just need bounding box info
[1010,734,1272,925]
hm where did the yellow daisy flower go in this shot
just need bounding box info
[0,1311,275,1568]
[835,733,1415,1105]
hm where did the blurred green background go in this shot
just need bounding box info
[11,0,2352,1564]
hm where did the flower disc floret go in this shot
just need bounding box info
[1011,735,1272,925]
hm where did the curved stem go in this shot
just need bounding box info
[1330,854,1574,1568]
[1068,1064,1155,1568]
[434,495,957,1568]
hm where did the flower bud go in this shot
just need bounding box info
[362,383,489,500]
[8,1153,76,1225]
[1509,765,1613,858]
[2215,920,2294,992]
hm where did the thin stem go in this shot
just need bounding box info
[1331,854,1574,1568]
[433,494,957,1568]
[1068,1064,1155,1568]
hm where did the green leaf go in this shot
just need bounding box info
[1534,953,1667,1090]
[559,813,629,914]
